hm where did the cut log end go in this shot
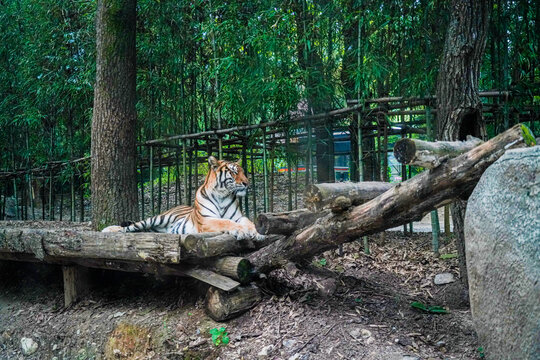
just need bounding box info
[393,138,416,164]
[205,284,262,321]
[212,256,254,284]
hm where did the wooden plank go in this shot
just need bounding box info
[182,268,240,292]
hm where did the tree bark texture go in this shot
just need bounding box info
[248,125,531,272]
[393,136,483,168]
[436,0,491,142]
[256,209,327,235]
[436,0,492,290]
[91,0,138,230]
[205,284,262,321]
[305,182,394,211]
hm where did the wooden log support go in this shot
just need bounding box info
[205,284,262,321]
[256,209,327,235]
[393,136,483,168]
[248,124,536,272]
[304,182,394,211]
[62,265,88,307]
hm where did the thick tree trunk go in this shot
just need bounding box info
[248,125,531,272]
[91,0,138,231]
[436,0,492,290]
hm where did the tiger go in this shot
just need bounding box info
[102,156,264,240]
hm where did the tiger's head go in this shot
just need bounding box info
[207,156,249,197]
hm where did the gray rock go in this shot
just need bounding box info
[20,337,38,355]
[257,344,274,358]
[282,339,297,349]
[433,273,455,285]
[465,146,540,359]
[401,356,419,360]
[348,328,362,339]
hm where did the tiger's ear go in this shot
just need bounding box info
[208,156,219,171]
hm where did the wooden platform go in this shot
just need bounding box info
[0,224,273,307]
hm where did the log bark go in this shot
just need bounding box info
[393,136,483,168]
[205,284,262,321]
[248,124,534,272]
[0,228,180,263]
[304,182,394,211]
[180,232,284,259]
[256,209,327,235]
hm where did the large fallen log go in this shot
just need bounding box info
[0,228,181,263]
[393,135,483,168]
[248,124,535,272]
[304,182,394,211]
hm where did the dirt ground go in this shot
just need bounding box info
[0,222,478,360]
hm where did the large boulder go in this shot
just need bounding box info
[465,146,539,359]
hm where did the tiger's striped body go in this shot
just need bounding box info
[102,157,263,240]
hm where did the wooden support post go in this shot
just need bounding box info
[62,265,88,307]
[205,284,262,321]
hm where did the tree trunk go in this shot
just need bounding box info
[436,0,492,290]
[91,0,138,231]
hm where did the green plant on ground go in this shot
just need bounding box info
[410,301,448,314]
[209,327,229,346]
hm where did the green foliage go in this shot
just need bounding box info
[209,327,229,347]
[0,0,537,182]
[410,301,448,314]
[477,346,485,358]
[440,253,458,260]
